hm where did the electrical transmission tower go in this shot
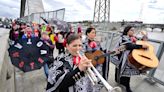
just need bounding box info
[93,0,110,23]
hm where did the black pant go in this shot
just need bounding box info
[115,67,131,90]
[120,76,130,89]
[102,57,110,80]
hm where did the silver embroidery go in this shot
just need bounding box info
[37,41,43,47]
[40,50,47,54]
[51,70,62,82]
[65,55,73,67]
[14,43,22,49]
[27,39,32,44]
[48,55,64,84]
[51,61,63,71]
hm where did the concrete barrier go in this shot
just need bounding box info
[0,34,15,92]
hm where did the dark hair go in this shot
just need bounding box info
[122,26,133,35]
[85,27,95,35]
[66,34,80,45]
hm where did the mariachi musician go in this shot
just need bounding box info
[46,34,94,92]
[114,26,148,92]
[82,27,110,91]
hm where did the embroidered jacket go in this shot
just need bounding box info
[83,38,102,52]
[114,35,143,77]
[46,51,104,92]
[82,38,107,91]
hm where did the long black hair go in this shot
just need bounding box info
[122,26,133,35]
[85,27,95,35]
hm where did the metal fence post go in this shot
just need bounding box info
[145,42,164,85]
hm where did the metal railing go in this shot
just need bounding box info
[96,30,164,86]
[145,39,164,85]
[21,8,65,24]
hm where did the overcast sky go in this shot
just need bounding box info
[0,0,164,24]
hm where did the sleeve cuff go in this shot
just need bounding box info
[72,68,85,81]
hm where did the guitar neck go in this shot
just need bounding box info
[96,51,117,59]
[92,45,125,61]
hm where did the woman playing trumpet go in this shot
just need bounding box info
[46,34,93,92]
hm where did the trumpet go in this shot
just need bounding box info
[77,51,98,85]
[77,51,122,92]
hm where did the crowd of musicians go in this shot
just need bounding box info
[8,20,149,92]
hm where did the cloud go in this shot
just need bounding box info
[0,0,20,18]
[141,0,164,23]
[148,5,164,10]
[147,0,164,10]
[76,0,92,10]
[0,0,20,9]
[43,0,68,11]
[0,0,164,23]
[110,0,142,21]
[149,0,158,4]
[43,0,94,22]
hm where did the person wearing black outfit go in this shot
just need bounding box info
[114,26,148,92]
[55,31,65,54]
[41,32,55,78]
[83,27,109,81]
[46,34,92,92]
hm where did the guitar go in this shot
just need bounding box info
[128,41,159,71]
[85,45,126,66]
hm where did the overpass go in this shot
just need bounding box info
[122,21,164,32]
[142,24,164,32]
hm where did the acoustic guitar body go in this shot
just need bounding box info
[85,50,105,66]
[128,41,159,71]
[85,45,126,66]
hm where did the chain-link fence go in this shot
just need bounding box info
[21,8,65,24]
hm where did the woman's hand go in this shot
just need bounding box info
[78,56,92,71]
[142,45,148,49]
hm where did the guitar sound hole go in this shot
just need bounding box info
[139,55,151,60]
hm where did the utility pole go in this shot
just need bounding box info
[93,0,110,23]
[20,0,26,17]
